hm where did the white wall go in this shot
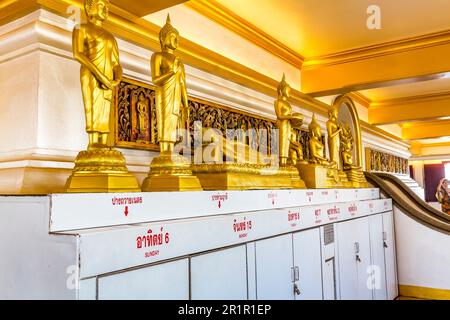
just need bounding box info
[394,207,450,291]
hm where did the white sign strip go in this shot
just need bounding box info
[50,188,379,232]
[76,198,391,278]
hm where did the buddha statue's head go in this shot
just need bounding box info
[159,14,180,51]
[277,73,291,99]
[328,105,339,120]
[85,0,110,22]
[309,114,321,138]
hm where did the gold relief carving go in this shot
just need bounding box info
[366,148,409,175]
[115,79,317,161]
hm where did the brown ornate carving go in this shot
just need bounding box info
[115,78,317,159]
[365,148,409,174]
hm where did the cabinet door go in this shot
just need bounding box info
[293,228,323,300]
[191,245,248,300]
[382,211,398,300]
[337,217,373,300]
[321,225,337,300]
[369,214,388,300]
[97,259,189,300]
[255,234,294,300]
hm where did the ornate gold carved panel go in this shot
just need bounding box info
[365,148,409,174]
[115,78,317,158]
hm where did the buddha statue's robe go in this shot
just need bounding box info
[80,25,120,134]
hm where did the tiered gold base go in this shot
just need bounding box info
[142,154,203,192]
[344,167,369,188]
[193,163,305,190]
[297,163,342,189]
[65,149,140,193]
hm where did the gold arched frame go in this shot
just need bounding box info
[332,95,363,167]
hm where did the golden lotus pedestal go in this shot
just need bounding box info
[65,149,141,193]
[141,155,203,192]
[192,163,306,190]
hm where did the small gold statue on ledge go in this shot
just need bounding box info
[326,106,342,169]
[65,0,140,193]
[297,114,340,189]
[141,15,202,192]
[274,74,304,166]
[341,124,368,187]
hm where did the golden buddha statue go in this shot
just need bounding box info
[289,130,305,165]
[274,74,304,165]
[326,106,342,169]
[297,114,341,189]
[137,93,148,135]
[142,15,202,192]
[308,114,329,166]
[340,124,368,187]
[65,0,140,193]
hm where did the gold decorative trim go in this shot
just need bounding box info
[304,29,450,69]
[399,285,450,300]
[365,147,409,174]
[186,0,304,68]
[347,92,371,108]
[115,78,321,160]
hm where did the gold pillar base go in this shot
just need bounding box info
[142,154,203,192]
[65,149,140,193]
[297,163,340,189]
[193,163,305,190]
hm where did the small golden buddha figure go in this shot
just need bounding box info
[326,106,342,169]
[137,93,148,135]
[308,114,329,166]
[142,15,202,191]
[289,129,305,165]
[151,14,189,156]
[340,124,355,169]
[274,74,304,165]
[65,0,139,193]
[340,124,368,187]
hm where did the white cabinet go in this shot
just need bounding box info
[97,259,189,300]
[337,217,373,300]
[293,229,323,300]
[369,214,388,300]
[382,211,398,300]
[321,225,338,300]
[190,245,248,300]
[254,230,323,300]
[255,234,295,300]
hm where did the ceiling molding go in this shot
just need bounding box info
[347,92,371,108]
[371,90,450,107]
[369,91,450,125]
[304,29,450,69]
[185,0,304,68]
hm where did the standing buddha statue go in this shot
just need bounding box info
[141,15,202,192]
[274,74,304,165]
[326,106,342,169]
[65,0,139,193]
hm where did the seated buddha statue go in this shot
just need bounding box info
[308,114,329,166]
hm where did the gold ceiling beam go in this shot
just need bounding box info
[402,120,450,140]
[369,91,450,125]
[185,0,304,69]
[302,30,450,96]
[111,0,188,17]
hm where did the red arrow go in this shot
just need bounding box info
[124,206,129,217]
[218,201,221,208]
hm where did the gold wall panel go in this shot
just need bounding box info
[365,147,409,175]
[115,78,319,159]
